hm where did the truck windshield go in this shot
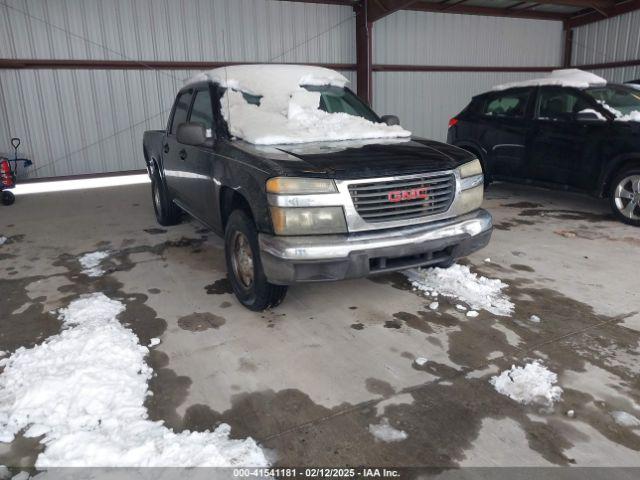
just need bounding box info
[302,85,380,123]
[584,86,640,116]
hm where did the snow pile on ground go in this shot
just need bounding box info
[611,411,640,428]
[368,418,407,442]
[490,361,563,406]
[0,293,268,467]
[189,65,410,145]
[0,236,6,246]
[405,264,514,316]
[79,251,110,277]
[493,69,606,91]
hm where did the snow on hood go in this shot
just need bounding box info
[186,64,411,145]
[492,69,607,91]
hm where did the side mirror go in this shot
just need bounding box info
[177,122,213,146]
[381,115,400,126]
[575,110,606,122]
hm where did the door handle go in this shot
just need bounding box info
[163,144,170,154]
[179,149,187,160]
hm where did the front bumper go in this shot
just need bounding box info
[259,209,493,285]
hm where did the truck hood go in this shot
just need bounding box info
[240,137,474,179]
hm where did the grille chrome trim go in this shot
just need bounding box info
[347,172,456,223]
[336,170,463,233]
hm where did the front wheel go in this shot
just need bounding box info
[610,168,640,227]
[224,209,288,311]
[2,191,15,206]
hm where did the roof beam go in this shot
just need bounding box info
[273,0,357,5]
[523,0,614,8]
[566,0,640,27]
[405,2,568,20]
[368,0,420,22]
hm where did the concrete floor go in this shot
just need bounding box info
[1,180,639,469]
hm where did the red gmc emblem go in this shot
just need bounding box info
[388,187,429,203]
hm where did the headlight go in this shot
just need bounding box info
[458,185,484,214]
[459,159,484,192]
[457,160,484,213]
[459,159,483,178]
[270,206,347,235]
[266,177,337,194]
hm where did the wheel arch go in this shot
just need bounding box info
[601,154,640,198]
[219,186,255,230]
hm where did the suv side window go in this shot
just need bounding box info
[189,88,215,133]
[169,91,193,135]
[536,88,591,121]
[483,90,530,118]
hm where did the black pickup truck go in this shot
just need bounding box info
[143,65,492,310]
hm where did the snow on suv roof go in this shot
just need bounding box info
[185,64,411,145]
[492,69,607,91]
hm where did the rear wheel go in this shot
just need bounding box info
[610,167,640,227]
[224,209,288,311]
[1,191,15,206]
[151,171,181,226]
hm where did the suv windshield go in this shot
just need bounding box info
[584,85,640,116]
[302,85,380,123]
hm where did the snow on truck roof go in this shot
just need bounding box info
[186,64,350,93]
[492,69,607,91]
[185,64,411,146]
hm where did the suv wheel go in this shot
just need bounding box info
[610,167,640,227]
[151,171,181,226]
[224,209,288,311]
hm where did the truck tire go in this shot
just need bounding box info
[224,209,288,311]
[610,166,640,227]
[151,172,181,226]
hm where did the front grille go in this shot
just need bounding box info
[348,172,455,223]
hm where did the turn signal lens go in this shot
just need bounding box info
[266,177,337,194]
[448,118,459,128]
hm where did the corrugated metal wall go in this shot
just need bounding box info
[372,10,563,142]
[0,0,356,178]
[572,10,640,83]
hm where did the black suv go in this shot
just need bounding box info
[447,83,640,226]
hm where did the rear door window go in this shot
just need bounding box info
[483,90,531,118]
[170,91,193,135]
